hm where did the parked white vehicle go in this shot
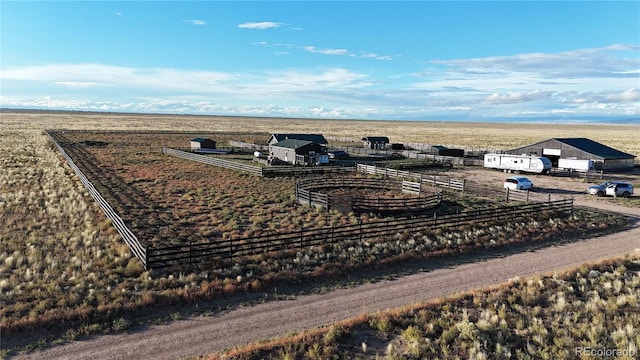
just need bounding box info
[587,182,634,197]
[558,158,595,172]
[504,176,534,190]
[484,153,551,174]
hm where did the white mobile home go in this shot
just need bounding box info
[484,153,552,174]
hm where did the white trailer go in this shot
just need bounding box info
[483,153,552,174]
[557,158,594,172]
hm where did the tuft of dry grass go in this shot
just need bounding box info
[209,254,640,359]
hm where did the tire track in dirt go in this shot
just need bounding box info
[14,203,640,360]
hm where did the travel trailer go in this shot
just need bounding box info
[483,153,552,174]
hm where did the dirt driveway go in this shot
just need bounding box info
[13,169,640,360]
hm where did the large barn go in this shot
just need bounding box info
[508,138,635,171]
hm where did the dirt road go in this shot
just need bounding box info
[13,170,640,360]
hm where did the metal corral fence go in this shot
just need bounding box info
[357,164,466,192]
[504,188,571,203]
[163,147,264,175]
[331,146,469,166]
[163,147,353,177]
[549,168,605,180]
[325,136,505,157]
[146,198,573,268]
[228,140,268,151]
[44,131,148,268]
[295,177,443,213]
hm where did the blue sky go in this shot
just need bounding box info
[1,1,639,122]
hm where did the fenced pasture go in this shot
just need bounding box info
[44,130,318,248]
[45,128,573,271]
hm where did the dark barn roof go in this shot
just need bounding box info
[511,138,635,160]
[362,136,390,143]
[191,137,215,143]
[553,138,634,159]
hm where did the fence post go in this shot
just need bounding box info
[505,188,510,202]
[570,198,574,216]
[300,227,304,248]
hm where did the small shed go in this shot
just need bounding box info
[190,138,216,151]
[269,139,328,166]
[362,136,390,150]
[430,145,465,157]
[508,138,635,170]
[268,134,328,146]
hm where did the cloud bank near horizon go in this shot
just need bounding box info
[2,45,638,121]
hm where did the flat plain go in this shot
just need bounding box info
[1,110,639,359]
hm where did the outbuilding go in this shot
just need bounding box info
[508,138,635,171]
[429,145,465,157]
[362,136,390,150]
[190,138,216,151]
[269,139,328,166]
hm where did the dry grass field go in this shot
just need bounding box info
[3,110,639,156]
[1,109,638,357]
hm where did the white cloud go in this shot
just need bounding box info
[0,64,236,92]
[53,81,108,88]
[360,52,393,61]
[484,90,552,104]
[251,41,294,48]
[238,22,282,30]
[183,19,207,26]
[432,44,640,79]
[303,46,349,56]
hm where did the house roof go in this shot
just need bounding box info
[270,139,315,149]
[269,134,328,144]
[552,138,635,159]
[191,137,215,143]
[362,136,390,142]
